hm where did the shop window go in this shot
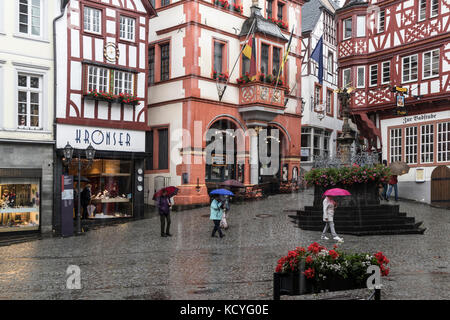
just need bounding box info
[405,126,418,164]
[160,43,170,81]
[158,128,169,170]
[301,127,311,162]
[17,74,42,129]
[18,0,42,37]
[69,159,134,218]
[148,47,155,85]
[421,124,434,163]
[438,122,450,162]
[423,49,439,79]
[390,128,402,163]
[120,16,135,42]
[84,6,101,34]
[261,43,269,75]
[0,178,40,232]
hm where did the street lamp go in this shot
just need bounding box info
[63,142,96,235]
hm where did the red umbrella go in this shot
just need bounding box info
[152,186,179,200]
[220,179,245,188]
[323,188,351,197]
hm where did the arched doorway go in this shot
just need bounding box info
[205,119,242,184]
[431,165,450,208]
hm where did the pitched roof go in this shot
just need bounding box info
[302,0,340,34]
[239,6,287,41]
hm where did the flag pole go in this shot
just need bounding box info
[218,19,256,101]
[271,25,294,103]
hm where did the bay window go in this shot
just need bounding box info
[356,66,365,88]
[87,66,109,92]
[343,68,351,87]
[114,71,134,95]
[272,47,281,76]
[419,0,426,21]
[343,18,352,39]
[261,43,269,75]
[356,16,366,37]
[431,0,439,17]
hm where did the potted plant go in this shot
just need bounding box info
[213,70,229,82]
[274,242,390,295]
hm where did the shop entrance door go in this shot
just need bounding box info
[431,165,450,208]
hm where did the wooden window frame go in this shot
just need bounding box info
[146,125,170,174]
[369,64,378,87]
[381,61,390,84]
[343,18,352,40]
[159,41,171,82]
[212,38,228,76]
[326,88,334,117]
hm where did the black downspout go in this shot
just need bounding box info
[52,2,67,236]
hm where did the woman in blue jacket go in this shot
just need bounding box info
[210,196,225,238]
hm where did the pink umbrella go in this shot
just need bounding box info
[323,188,351,197]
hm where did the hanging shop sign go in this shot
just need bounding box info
[57,124,145,152]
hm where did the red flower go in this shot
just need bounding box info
[305,256,314,264]
[329,249,339,259]
[303,268,315,279]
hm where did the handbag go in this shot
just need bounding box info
[220,211,228,229]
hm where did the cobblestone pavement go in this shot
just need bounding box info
[0,190,448,300]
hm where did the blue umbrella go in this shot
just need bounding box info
[210,189,234,196]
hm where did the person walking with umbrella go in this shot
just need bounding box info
[321,188,347,242]
[157,189,172,237]
[210,195,225,238]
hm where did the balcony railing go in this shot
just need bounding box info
[239,81,286,108]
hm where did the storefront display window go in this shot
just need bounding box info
[0,178,40,232]
[68,159,133,219]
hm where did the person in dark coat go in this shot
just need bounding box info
[380,160,388,200]
[80,184,91,219]
[157,190,172,237]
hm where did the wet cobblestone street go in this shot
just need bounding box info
[0,190,448,300]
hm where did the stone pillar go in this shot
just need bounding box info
[250,132,259,185]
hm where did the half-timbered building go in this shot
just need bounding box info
[54,0,156,232]
[336,0,450,204]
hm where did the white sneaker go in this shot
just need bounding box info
[333,236,344,243]
[321,235,329,240]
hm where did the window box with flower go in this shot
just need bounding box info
[118,93,140,105]
[269,17,288,30]
[84,90,116,103]
[213,70,229,83]
[214,0,243,14]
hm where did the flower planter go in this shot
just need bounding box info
[274,272,313,296]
